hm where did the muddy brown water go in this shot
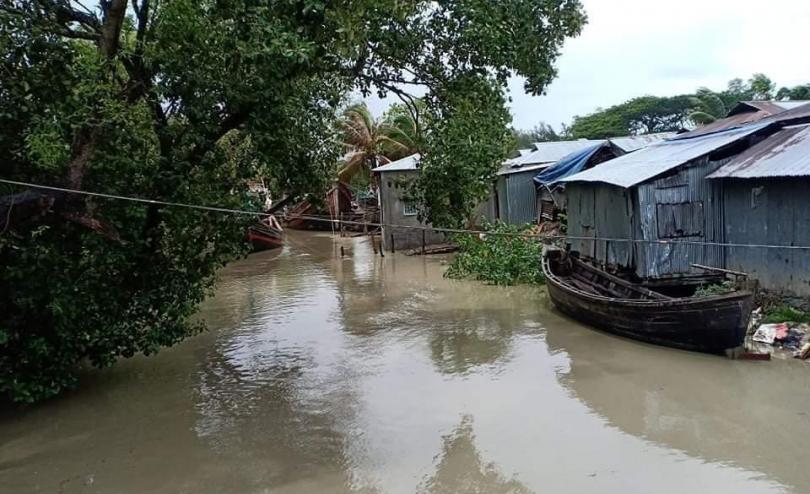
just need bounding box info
[2,231,810,493]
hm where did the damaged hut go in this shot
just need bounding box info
[493,140,604,225]
[559,123,777,280]
[534,133,673,222]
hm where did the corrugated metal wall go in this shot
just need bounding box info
[634,158,728,278]
[503,170,540,225]
[566,183,634,267]
[722,178,810,296]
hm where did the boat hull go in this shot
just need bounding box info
[247,226,283,252]
[542,255,754,353]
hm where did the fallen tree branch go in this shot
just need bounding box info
[60,211,121,241]
[0,190,60,231]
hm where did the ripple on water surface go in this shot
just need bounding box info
[0,231,807,494]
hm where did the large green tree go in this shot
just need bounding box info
[0,0,585,402]
[568,74,810,137]
[569,95,692,139]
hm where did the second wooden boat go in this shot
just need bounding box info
[247,216,284,252]
[542,250,755,354]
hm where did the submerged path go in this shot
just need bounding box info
[1,231,809,493]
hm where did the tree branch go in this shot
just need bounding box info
[359,75,423,145]
[98,0,127,59]
[34,0,100,31]
[60,212,121,241]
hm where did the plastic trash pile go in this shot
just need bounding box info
[748,308,810,360]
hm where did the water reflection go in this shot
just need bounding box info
[0,232,806,494]
[193,241,376,493]
[418,416,532,494]
[544,311,810,492]
[428,318,514,375]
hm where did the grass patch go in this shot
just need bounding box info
[762,305,810,324]
[694,281,735,297]
[445,222,544,286]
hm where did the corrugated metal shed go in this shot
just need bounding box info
[708,125,810,179]
[634,159,728,278]
[721,179,810,296]
[374,153,420,172]
[511,139,605,166]
[762,102,810,125]
[503,169,539,224]
[560,123,771,188]
[609,132,674,153]
[678,111,770,138]
[729,100,810,116]
[566,183,634,267]
[679,101,810,139]
[497,162,551,176]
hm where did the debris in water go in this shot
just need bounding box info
[796,343,810,361]
[752,324,782,344]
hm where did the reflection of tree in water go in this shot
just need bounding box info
[194,342,376,493]
[418,416,532,494]
[429,312,518,375]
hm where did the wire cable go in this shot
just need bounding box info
[3,177,810,251]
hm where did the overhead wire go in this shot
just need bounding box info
[3,177,810,251]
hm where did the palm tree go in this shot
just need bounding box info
[337,102,419,184]
[688,88,728,126]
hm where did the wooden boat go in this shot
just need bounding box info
[542,250,756,354]
[247,216,284,252]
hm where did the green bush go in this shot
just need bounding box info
[446,222,544,286]
[763,305,810,324]
[694,281,735,297]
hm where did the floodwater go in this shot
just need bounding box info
[2,232,810,494]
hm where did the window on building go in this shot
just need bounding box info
[402,203,418,216]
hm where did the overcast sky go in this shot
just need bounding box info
[366,0,810,131]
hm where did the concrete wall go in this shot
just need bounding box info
[721,178,810,296]
[378,170,445,251]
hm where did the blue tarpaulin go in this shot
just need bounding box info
[533,142,605,187]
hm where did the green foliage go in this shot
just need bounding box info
[512,122,568,150]
[688,88,729,125]
[694,281,735,297]
[446,223,544,286]
[569,95,692,139]
[337,101,420,184]
[558,212,568,234]
[0,0,585,402]
[747,73,776,101]
[763,306,810,324]
[776,85,810,101]
[569,74,810,139]
[412,75,514,229]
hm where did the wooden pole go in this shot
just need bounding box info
[422,229,426,255]
[691,263,749,278]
